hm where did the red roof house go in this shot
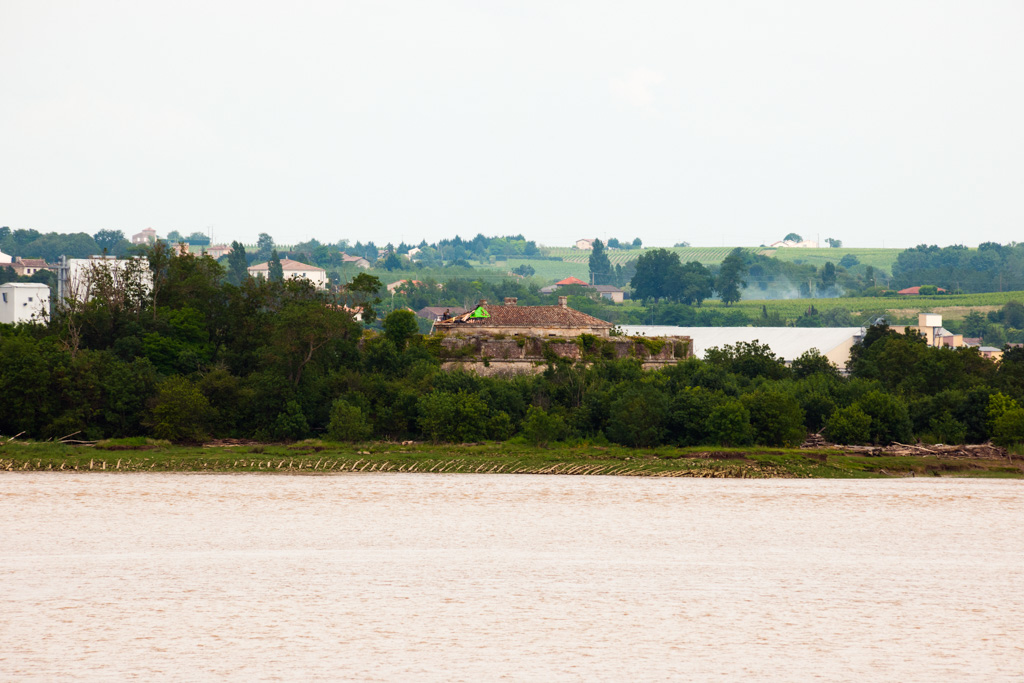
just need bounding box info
[897,286,947,295]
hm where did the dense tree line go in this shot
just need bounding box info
[1,246,1023,449]
[892,243,1024,293]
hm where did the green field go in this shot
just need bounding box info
[766,247,902,273]
[544,246,764,266]
[702,291,1024,322]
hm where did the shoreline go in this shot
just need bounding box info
[2,441,1021,478]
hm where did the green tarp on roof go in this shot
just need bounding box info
[470,306,490,318]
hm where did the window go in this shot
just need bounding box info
[28,297,33,302]
[1,293,6,303]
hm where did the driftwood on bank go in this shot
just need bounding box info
[801,433,1009,460]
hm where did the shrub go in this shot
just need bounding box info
[271,400,310,441]
[383,310,419,351]
[927,411,967,445]
[742,387,806,447]
[327,399,373,442]
[417,391,489,443]
[705,399,753,446]
[521,406,568,447]
[147,376,211,443]
[992,408,1024,447]
[606,383,670,447]
[823,405,871,445]
[855,391,913,444]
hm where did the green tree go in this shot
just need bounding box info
[823,405,871,444]
[855,391,913,444]
[384,252,403,271]
[826,238,842,248]
[606,383,669,447]
[256,233,274,261]
[93,229,125,253]
[630,249,680,301]
[676,261,714,306]
[742,387,806,446]
[784,233,803,242]
[821,262,837,289]
[146,376,211,442]
[268,250,284,283]
[791,349,839,379]
[344,273,383,324]
[588,239,613,285]
[716,248,747,306]
[227,241,249,285]
[417,391,489,442]
[383,309,419,351]
[705,399,753,446]
[325,401,374,444]
[992,408,1024,447]
[520,405,569,446]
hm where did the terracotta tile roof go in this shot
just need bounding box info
[555,276,588,286]
[249,258,324,272]
[15,258,49,268]
[436,303,612,330]
[897,285,947,295]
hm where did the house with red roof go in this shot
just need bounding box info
[897,285,947,295]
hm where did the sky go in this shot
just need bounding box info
[2,1,1022,249]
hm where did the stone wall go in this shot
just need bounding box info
[438,335,691,375]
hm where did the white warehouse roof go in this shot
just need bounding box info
[620,326,864,369]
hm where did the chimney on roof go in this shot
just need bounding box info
[558,295,568,308]
[504,297,517,306]
[479,299,487,306]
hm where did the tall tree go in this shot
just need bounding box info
[630,249,681,301]
[676,261,714,306]
[588,239,613,285]
[227,241,249,285]
[783,232,803,242]
[268,249,284,283]
[716,248,748,306]
[93,229,125,253]
[821,261,837,289]
[826,237,842,248]
[256,233,274,261]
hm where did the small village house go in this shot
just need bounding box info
[132,228,157,244]
[574,238,596,250]
[9,257,52,277]
[247,258,327,288]
[0,282,50,324]
[0,250,12,264]
[341,254,371,269]
[897,286,947,295]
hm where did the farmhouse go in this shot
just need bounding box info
[247,258,327,288]
[434,297,615,337]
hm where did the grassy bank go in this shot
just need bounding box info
[2,440,1021,478]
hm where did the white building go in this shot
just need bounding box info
[620,325,864,372]
[0,250,12,264]
[57,256,152,303]
[0,282,50,324]
[247,258,327,288]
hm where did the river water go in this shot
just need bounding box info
[1,474,1022,681]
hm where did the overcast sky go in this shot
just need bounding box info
[2,1,1022,248]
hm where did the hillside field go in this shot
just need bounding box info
[698,291,1024,323]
